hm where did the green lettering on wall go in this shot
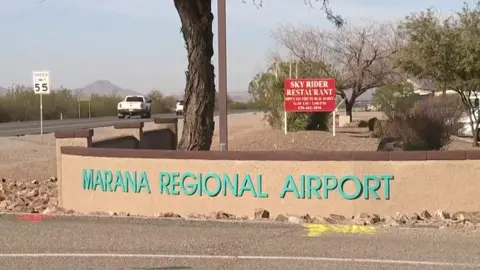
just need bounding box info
[103,170,114,192]
[170,172,180,195]
[238,174,257,197]
[380,174,394,200]
[124,171,137,193]
[280,175,300,198]
[197,173,203,195]
[82,169,94,190]
[306,175,322,199]
[136,171,151,193]
[363,175,381,199]
[338,175,363,200]
[222,173,238,196]
[93,170,104,191]
[158,172,171,194]
[298,175,306,199]
[114,171,126,192]
[256,175,268,198]
[203,173,222,197]
[323,174,338,199]
[180,172,198,195]
[81,170,393,200]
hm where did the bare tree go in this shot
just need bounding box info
[273,21,400,121]
[272,24,330,63]
[329,22,400,120]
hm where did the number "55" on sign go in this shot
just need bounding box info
[34,83,48,92]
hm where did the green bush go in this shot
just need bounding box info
[255,76,331,131]
[372,82,424,119]
[248,59,336,132]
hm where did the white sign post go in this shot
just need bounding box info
[332,98,346,137]
[32,70,51,142]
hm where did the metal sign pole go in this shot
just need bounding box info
[218,0,228,151]
[33,70,50,143]
[333,98,346,137]
[285,61,293,135]
[332,110,336,137]
[40,93,43,142]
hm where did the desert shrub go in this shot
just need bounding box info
[371,119,389,138]
[376,137,404,151]
[229,100,265,110]
[367,117,377,131]
[376,96,464,150]
[358,120,368,128]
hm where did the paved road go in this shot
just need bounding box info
[0,110,254,137]
[0,215,479,269]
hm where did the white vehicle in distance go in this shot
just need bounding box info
[175,100,184,116]
[365,104,377,111]
[117,95,152,119]
[457,110,480,138]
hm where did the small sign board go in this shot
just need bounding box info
[32,70,51,94]
[284,78,336,112]
[77,90,91,102]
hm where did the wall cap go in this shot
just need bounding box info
[60,147,480,161]
[154,118,178,124]
[55,129,93,139]
[113,122,144,129]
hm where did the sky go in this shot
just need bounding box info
[0,0,475,94]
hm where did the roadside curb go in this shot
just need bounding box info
[4,212,477,235]
[1,212,302,227]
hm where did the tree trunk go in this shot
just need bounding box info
[473,122,480,147]
[174,0,216,150]
[345,99,354,122]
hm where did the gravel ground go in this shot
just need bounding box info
[0,112,474,182]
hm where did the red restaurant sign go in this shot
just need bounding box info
[284,78,336,112]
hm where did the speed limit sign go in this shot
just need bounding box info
[32,70,51,94]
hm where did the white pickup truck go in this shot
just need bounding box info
[175,100,184,116]
[117,95,152,119]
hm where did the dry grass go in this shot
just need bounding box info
[0,112,475,182]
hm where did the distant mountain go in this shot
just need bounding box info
[0,86,7,95]
[73,80,141,97]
